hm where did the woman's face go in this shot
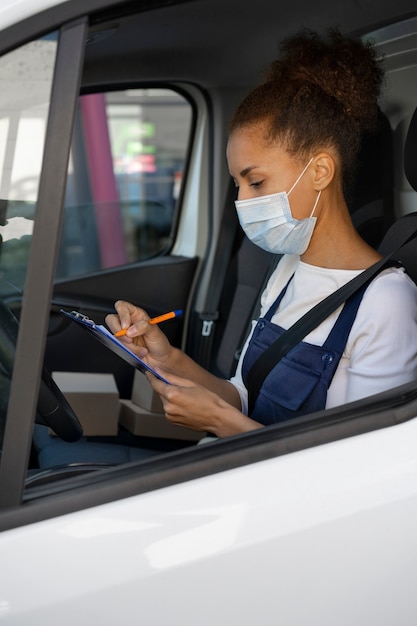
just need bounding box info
[226,123,317,220]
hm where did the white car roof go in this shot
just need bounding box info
[0,0,66,30]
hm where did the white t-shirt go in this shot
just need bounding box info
[230,254,417,415]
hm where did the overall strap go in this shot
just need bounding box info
[264,275,294,322]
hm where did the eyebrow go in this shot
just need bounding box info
[239,165,259,178]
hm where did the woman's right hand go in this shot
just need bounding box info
[105,300,175,370]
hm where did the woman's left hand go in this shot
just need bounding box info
[146,370,244,436]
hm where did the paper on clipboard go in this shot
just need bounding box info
[60,309,170,384]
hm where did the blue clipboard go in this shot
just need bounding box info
[60,309,170,384]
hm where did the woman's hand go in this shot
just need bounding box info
[147,370,262,437]
[105,300,175,370]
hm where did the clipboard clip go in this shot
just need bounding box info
[65,309,95,327]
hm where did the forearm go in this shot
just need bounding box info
[209,401,264,438]
[168,347,242,409]
[150,362,263,438]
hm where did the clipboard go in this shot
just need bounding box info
[60,309,170,384]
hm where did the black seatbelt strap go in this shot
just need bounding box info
[195,183,239,368]
[246,228,417,416]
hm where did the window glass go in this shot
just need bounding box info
[0,34,58,441]
[56,88,192,279]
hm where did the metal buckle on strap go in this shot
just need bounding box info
[202,320,213,337]
[199,312,219,337]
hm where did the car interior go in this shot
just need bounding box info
[2,0,417,513]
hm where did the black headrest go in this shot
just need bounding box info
[404,108,417,191]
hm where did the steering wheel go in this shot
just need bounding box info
[0,300,83,443]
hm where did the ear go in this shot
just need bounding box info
[311,152,335,191]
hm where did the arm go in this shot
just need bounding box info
[344,271,417,402]
[147,370,263,437]
[106,300,263,436]
[106,300,239,404]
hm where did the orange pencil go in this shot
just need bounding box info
[115,309,183,337]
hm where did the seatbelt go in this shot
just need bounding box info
[246,228,417,416]
[195,183,240,368]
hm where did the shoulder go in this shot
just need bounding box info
[354,266,417,337]
[364,266,417,309]
[347,266,417,368]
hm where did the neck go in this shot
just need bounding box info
[301,196,383,270]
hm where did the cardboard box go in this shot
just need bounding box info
[52,372,120,436]
[131,370,164,412]
[119,399,204,441]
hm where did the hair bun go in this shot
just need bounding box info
[229,28,384,183]
[266,29,383,128]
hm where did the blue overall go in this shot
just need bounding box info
[242,276,369,425]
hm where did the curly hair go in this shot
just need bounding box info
[230,29,384,184]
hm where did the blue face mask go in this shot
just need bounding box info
[235,158,321,255]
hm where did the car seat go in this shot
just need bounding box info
[348,109,395,248]
[378,106,417,283]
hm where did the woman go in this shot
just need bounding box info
[106,29,417,436]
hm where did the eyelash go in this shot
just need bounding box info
[232,179,264,190]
